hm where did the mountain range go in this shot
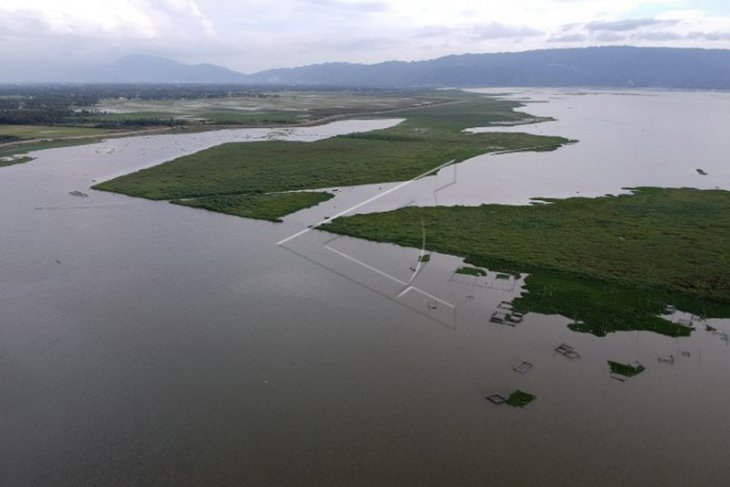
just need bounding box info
[8,47,730,89]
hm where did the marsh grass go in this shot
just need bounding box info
[93,94,569,205]
[172,191,334,222]
[0,138,102,167]
[324,188,730,336]
[511,271,723,337]
[506,390,536,407]
[0,124,115,139]
[325,188,730,300]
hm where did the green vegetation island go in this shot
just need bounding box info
[0,86,455,164]
[506,390,537,408]
[324,187,730,337]
[93,92,569,220]
[82,89,730,338]
[0,138,104,167]
[608,361,646,379]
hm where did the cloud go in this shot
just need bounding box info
[637,31,684,41]
[550,12,730,47]
[547,33,587,43]
[326,36,399,52]
[0,0,215,40]
[474,22,544,40]
[687,31,730,41]
[586,18,678,32]
[549,13,730,46]
[415,26,455,38]
[593,32,625,42]
[298,0,389,12]
[416,22,543,41]
[2,1,730,73]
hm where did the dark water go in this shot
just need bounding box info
[1,94,730,486]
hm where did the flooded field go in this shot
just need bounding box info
[1,90,729,486]
[93,91,436,123]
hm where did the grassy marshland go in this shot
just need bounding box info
[324,188,730,300]
[0,138,103,167]
[324,187,730,336]
[93,93,569,220]
[506,390,536,407]
[172,191,333,222]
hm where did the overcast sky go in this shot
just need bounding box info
[2,0,730,73]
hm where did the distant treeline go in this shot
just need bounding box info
[0,84,283,127]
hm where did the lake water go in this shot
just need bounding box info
[1,90,730,486]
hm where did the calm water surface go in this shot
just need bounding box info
[1,92,729,486]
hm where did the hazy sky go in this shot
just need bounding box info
[2,0,730,72]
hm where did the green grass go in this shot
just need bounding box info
[171,191,333,222]
[98,131,563,200]
[324,188,730,300]
[323,188,730,337]
[506,390,536,407]
[93,94,570,205]
[92,110,304,126]
[89,111,180,122]
[196,110,304,125]
[510,271,722,337]
[0,124,116,167]
[0,124,114,138]
[0,155,33,167]
[93,91,448,127]
[608,361,645,378]
[0,138,102,167]
[383,93,552,131]
[456,266,487,277]
[0,135,22,143]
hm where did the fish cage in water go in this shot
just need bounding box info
[555,343,581,359]
[490,302,525,326]
[485,393,508,405]
[512,361,534,374]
